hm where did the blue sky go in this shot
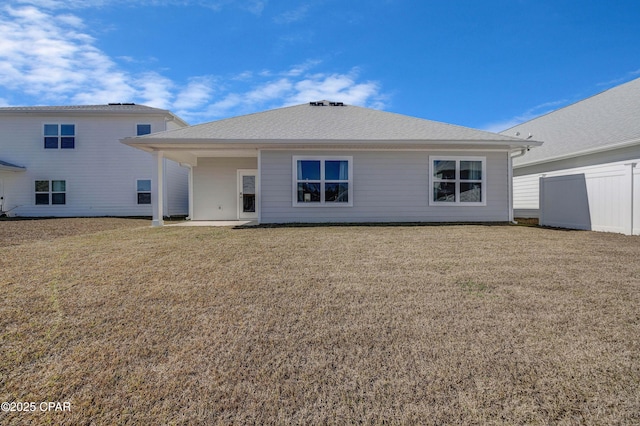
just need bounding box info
[1,0,639,131]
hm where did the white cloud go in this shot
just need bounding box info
[0,2,387,123]
[274,4,310,24]
[596,69,640,88]
[12,0,267,12]
[174,76,216,110]
[0,4,134,103]
[288,71,382,107]
[481,99,568,133]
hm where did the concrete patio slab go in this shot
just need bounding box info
[167,220,258,227]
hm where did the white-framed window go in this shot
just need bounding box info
[35,180,66,205]
[44,124,75,149]
[292,156,353,207]
[429,156,486,205]
[136,179,151,204]
[136,124,151,136]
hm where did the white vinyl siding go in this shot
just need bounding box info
[260,150,509,223]
[192,157,258,221]
[0,113,188,217]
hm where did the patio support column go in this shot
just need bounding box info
[152,150,164,227]
[187,164,194,220]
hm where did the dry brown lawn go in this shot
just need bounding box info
[0,219,639,425]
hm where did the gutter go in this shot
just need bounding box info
[514,136,640,169]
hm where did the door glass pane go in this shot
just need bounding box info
[243,194,255,212]
[434,160,456,179]
[242,175,255,195]
[460,161,482,180]
[325,160,348,180]
[297,160,321,180]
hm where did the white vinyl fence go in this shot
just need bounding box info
[539,162,639,235]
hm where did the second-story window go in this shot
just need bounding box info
[44,124,75,149]
[137,124,151,136]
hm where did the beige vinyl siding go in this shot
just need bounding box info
[165,159,189,216]
[0,114,187,217]
[260,150,510,223]
[192,157,257,220]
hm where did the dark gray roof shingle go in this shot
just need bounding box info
[503,77,640,166]
[142,102,523,142]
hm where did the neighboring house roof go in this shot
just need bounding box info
[503,77,640,167]
[0,160,26,172]
[126,101,539,152]
[0,103,189,126]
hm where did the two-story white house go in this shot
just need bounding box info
[0,104,189,218]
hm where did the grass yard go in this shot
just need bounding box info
[0,219,639,425]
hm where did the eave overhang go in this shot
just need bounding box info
[0,160,26,172]
[122,137,543,153]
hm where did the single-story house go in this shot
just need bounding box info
[0,104,189,217]
[503,77,640,235]
[123,101,542,226]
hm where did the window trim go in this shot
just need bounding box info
[429,156,486,206]
[43,123,75,149]
[35,179,67,206]
[136,179,152,205]
[136,123,152,136]
[292,156,353,207]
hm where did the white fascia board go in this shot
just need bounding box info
[514,137,640,169]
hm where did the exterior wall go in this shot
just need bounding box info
[513,146,640,219]
[192,157,257,220]
[536,160,639,235]
[0,114,187,217]
[259,150,510,223]
[165,159,189,216]
[513,174,541,218]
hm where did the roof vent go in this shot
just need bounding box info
[309,101,325,106]
[108,103,136,106]
[329,102,344,106]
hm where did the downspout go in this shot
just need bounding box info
[509,147,530,224]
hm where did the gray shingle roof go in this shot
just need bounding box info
[503,77,640,166]
[0,104,188,127]
[142,101,524,142]
[0,104,168,113]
